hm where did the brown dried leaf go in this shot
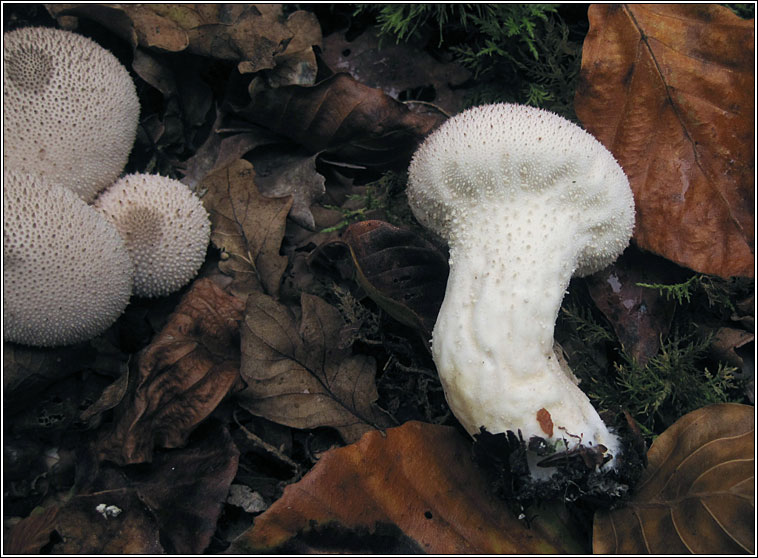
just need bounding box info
[96,279,245,465]
[53,489,164,554]
[201,159,293,298]
[228,421,588,554]
[321,28,471,114]
[575,4,754,278]
[48,4,301,67]
[237,73,445,170]
[247,147,326,230]
[3,506,59,555]
[238,291,393,444]
[342,220,448,340]
[2,342,89,414]
[594,403,755,554]
[585,250,680,365]
[127,422,240,554]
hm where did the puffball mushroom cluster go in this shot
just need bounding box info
[3,26,210,347]
[407,103,635,476]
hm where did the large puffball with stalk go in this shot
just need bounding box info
[3,26,140,203]
[407,103,635,477]
[95,173,211,298]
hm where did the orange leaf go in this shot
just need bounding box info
[229,421,588,554]
[575,4,754,278]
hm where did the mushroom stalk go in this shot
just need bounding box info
[433,201,621,467]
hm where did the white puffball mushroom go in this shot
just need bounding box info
[3,169,134,347]
[94,173,211,298]
[3,26,140,203]
[407,103,635,476]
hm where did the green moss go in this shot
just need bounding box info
[354,4,583,119]
[558,292,744,439]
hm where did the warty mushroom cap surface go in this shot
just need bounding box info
[94,173,211,298]
[3,169,134,347]
[3,26,140,203]
[407,103,635,473]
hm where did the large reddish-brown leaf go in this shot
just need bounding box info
[96,278,245,465]
[575,4,754,278]
[236,73,445,170]
[343,220,448,340]
[201,159,293,298]
[237,291,393,444]
[228,421,588,554]
[594,403,754,554]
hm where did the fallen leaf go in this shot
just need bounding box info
[179,111,278,189]
[96,279,245,465]
[126,422,240,554]
[237,291,393,443]
[342,220,448,340]
[321,28,471,114]
[236,73,445,170]
[52,489,164,554]
[2,342,89,415]
[47,4,305,70]
[584,249,680,365]
[3,506,59,555]
[575,4,754,278]
[594,403,754,554]
[53,422,238,554]
[247,146,326,230]
[201,159,293,298]
[228,421,588,554]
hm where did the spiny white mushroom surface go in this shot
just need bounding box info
[3,170,133,347]
[407,103,635,475]
[3,26,139,202]
[94,173,211,298]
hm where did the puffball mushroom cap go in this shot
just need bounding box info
[94,173,211,298]
[3,170,133,347]
[407,103,635,474]
[3,26,139,202]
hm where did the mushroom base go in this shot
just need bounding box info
[472,425,646,507]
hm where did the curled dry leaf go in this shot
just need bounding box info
[236,73,446,170]
[96,279,245,465]
[201,159,293,298]
[228,421,588,554]
[238,291,393,444]
[342,220,448,340]
[575,4,754,278]
[594,403,755,554]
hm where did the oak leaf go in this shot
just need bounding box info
[228,421,588,554]
[201,159,292,298]
[237,291,393,444]
[594,403,754,554]
[575,4,754,278]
